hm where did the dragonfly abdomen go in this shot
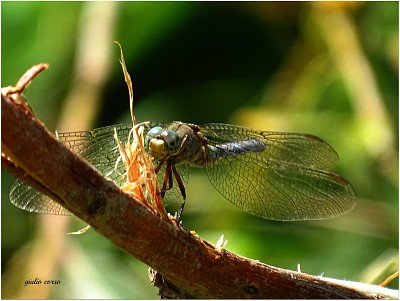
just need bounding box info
[208,138,266,161]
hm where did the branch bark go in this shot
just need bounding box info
[2,68,392,299]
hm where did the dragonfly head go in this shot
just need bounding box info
[146,126,182,160]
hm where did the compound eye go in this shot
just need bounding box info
[145,126,163,146]
[162,130,181,156]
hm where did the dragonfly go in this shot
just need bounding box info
[9,121,356,221]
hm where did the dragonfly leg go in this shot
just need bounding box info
[155,160,173,197]
[172,163,186,221]
[160,160,171,198]
[156,159,186,221]
[154,161,164,174]
[159,159,177,197]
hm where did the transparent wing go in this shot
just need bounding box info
[9,123,131,215]
[200,123,356,221]
[9,122,181,215]
[204,150,356,221]
[10,180,71,215]
[200,123,339,169]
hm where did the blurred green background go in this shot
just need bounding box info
[2,2,398,299]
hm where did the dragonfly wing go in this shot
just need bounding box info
[10,179,71,215]
[8,124,131,215]
[60,124,133,186]
[9,123,141,214]
[204,144,356,221]
[201,123,339,169]
[9,122,180,214]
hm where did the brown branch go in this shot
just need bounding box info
[1,68,390,299]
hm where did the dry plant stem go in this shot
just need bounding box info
[2,63,49,94]
[2,92,381,300]
[2,63,64,299]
